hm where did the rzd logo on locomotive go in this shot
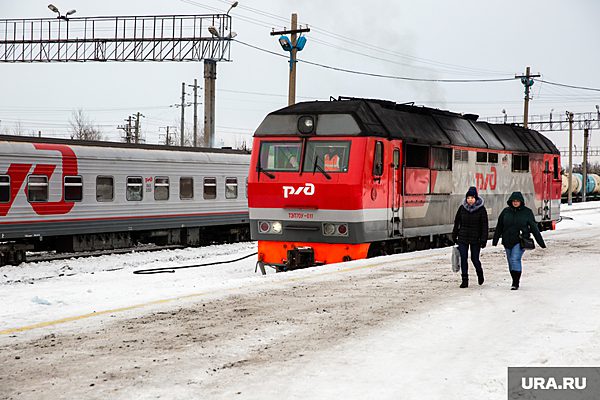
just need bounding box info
[0,143,78,217]
[282,183,315,199]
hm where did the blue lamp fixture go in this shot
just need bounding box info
[278,34,308,71]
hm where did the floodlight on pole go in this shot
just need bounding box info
[48,4,59,13]
[226,1,239,16]
[66,9,76,16]
[208,26,220,37]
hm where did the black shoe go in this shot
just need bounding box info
[460,276,468,288]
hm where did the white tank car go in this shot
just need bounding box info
[0,135,250,265]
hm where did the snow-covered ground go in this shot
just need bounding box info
[1,201,600,399]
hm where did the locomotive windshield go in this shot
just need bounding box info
[259,141,302,172]
[258,140,351,173]
[303,141,351,173]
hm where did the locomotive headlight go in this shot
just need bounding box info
[271,221,282,234]
[337,224,348,236]
[258,221,271,233]
[298,115,315,134]
[323,223,336,236]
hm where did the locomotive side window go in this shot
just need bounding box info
[154,177,169,201]
[259,142,301,171]
[203,177,217,200]
[225,177,238,199]
[0,175,9,203]
[476,152,488,163]
[431,147,452,170]
[488,153,499,163]
[454,149,468,162]
[405,144,429,168]
[302,141,351,173]
[180,177,194,199]
[373,141,384,177]
[27,175,48,202]
[96,176,114,202]
[126,177,144,201]
[512,154,530,172]
[64,176,83,201]
[553,157,559,180]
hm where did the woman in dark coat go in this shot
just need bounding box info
[492,191,546,290]
[452,186,489,288]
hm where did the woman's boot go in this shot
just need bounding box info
[460,275,468,288]
[476,268,484,285]
[511,271,521,290]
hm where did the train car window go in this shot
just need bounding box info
[259,141,301,171]
[180,177,194,199]
[405,144,429,168]
[0,175,9,203]
[126,177,144,201]
[431,147,452,170]
[512,154,530,172]
[393,149,400,169]
[64,176,83,201]
[488,153,499,163]
[553,157,559,180]
[203,177,217,200]
[454,149,468,162]
[373,141,384,177]
[154,177,169,201]
[96,176,114,202]
[476,152,488,163]
[27,175,48,202]
[225,177,238,199]
[302,140,351,173]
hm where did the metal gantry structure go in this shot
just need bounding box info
[485,110,600,204]
[0,14,233,62]
[0,14,235,147]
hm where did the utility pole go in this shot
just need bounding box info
[180,82,186,147]
[188,79,201,147]
[582,126,589,202]
[204,60,217,148]
[132,112,144,144]
[515,66,541,128]
[271,14,310,106]
[159,126,176,146]
[567,112,574,206]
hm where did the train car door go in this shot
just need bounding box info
[542,159,551,220]
[391,147,402,236]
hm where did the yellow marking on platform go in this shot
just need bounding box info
[0,253,441,335]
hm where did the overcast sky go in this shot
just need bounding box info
[1,0,599,160]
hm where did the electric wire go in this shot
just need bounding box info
[133,251,258,274]
[233,39,515,83]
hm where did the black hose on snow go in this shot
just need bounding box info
[133,252,258,275]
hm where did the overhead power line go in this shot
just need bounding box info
[538,79,600,93]
[233,39,515,83]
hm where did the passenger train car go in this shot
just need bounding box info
[248,97,562,271]
[0,135,250,266]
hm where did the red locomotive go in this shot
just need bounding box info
[248,97,561,271]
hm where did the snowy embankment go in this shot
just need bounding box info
[0,202,599,400]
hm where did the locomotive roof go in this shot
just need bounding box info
[0,134,250,155]
[256,98,559,155]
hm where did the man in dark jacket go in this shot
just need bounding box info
[492,191,546,290]
[452,186,489,288]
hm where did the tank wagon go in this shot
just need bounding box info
[248,97,562,271]
[0,135,250,266]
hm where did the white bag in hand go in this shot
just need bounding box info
[451,246,461,273]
